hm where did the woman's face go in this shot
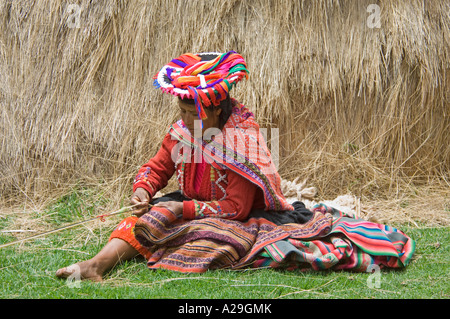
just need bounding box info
[178,99,222,137]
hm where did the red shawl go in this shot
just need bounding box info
[169,99,293,212]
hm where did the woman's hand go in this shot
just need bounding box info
[153,201,184,217]
[130,187,151,217]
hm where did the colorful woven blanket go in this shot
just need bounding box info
[134,204,415,273]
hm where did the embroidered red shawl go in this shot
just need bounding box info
[168,100,293,212]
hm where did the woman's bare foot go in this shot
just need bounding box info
[55,238,140,282]
[56,259,104,282]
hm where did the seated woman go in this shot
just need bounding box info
[56,51,415,281]
[56,51,313,281]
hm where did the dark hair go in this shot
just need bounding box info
[178,95,232,128]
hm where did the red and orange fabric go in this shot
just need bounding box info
[109,216,152,260]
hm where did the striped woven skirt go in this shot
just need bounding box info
[112,198,416,273]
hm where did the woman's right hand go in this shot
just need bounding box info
[130,187,151,217]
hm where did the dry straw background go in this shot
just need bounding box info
[0,0,449,225]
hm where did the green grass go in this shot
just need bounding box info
[0,190,448,299]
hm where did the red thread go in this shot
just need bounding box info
[97,214,108,222]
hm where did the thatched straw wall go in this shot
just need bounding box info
[1,0,449,207]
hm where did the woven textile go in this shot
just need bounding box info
[253,204,416,271]
[133,204,415,273]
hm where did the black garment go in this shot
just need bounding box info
[151,191,313,226]
[150,190,189,204]
[248,201,313,225]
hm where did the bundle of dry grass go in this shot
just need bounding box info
[0,1,448,224]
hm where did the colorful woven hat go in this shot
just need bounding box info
[153,51,249,121]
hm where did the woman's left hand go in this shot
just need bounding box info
[153,201,184,217]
